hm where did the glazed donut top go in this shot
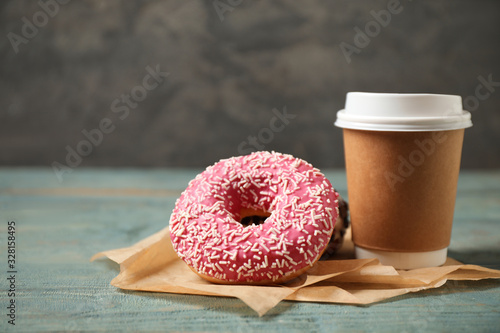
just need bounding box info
[169,151,339,283]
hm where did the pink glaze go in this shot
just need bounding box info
[169,151,340,283]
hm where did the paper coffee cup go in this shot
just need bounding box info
[335,92,472,269]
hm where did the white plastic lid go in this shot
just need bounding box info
[355,246,448,270]
[335,92,473,131]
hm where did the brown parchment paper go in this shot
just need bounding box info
[91,227,500,316]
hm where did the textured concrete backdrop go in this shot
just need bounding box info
[1,0,499,172]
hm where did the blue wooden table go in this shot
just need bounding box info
[1,168,499,332]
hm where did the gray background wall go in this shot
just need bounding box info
[1,0,499,171]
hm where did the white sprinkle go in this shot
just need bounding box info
[239,232,251,242]
[214,262,223,272]
[284,255,298,266]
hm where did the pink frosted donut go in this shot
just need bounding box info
[169,151,340,284]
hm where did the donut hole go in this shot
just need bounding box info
[239,208,271,227]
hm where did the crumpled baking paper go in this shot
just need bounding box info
[91,227,500,316]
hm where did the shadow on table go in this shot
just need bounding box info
[93,249,500,316]
[448,248,500,270]
[118,289,296,317]
[340,278,500,310]
[116,276,500,317]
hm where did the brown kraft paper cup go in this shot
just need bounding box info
[343,128,465,253]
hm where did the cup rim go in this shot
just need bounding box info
[335,92,473,132]
[335,109,472,131]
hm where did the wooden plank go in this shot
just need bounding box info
[0,168,499,331]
